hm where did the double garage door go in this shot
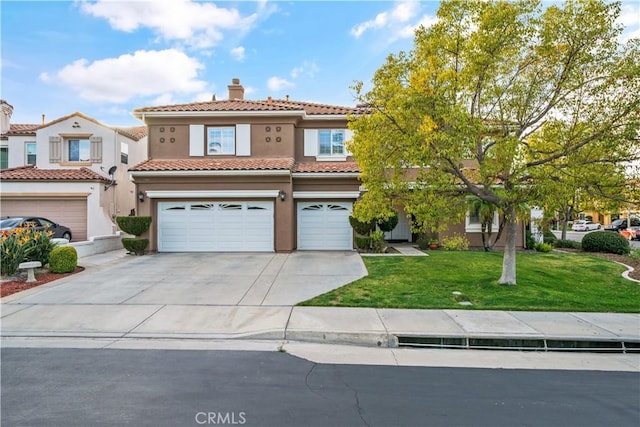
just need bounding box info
[158,201,274,252]
[158,201,353,252]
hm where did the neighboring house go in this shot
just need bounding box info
[0,100,148,241]
[130,78,523,253]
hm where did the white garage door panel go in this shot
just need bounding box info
[0,198,87,241]
[158,201,273,252]
[297,202,353,250]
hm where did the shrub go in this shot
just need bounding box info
[416,234,430,250]
[553,239,581,249]
[354,236,370,250]
[49,246,78,273]
[349,216,375,236]
[24,230,58,265]
[369,230,386,253]
[534,242,553,252]
[442,233,470,251]
[629,248,640,260]
[581,232,630,255]
[122,238,149,255]
[525,231,535,250]
[116,216,152,237]
[1,231,28,276]
[543,230,557,245]
[376,212,399,232]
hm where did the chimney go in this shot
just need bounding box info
[42,114,45,125]
[227,78,244,100]
[267,96,272,104]
[0,100,13,134]
[285,94,290,101]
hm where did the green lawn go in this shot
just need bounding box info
[300,251,640,312]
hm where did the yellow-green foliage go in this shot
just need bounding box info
[442,234,470,251]
[49,246,78,273]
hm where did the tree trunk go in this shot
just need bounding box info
[498,208,517,285]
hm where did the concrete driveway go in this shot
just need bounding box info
[5,251,367,307]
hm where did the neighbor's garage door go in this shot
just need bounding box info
[0,198,87,241]
[297,202,353,250]
[158,201,274,252]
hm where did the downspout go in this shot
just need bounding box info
[112,129,117,221]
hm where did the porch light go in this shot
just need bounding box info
[278,190,286,201]
[138,191,145,202]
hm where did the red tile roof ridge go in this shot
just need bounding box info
[129,157,296,172]
[0,165,109,182]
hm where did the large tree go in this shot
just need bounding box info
[349,0,640,285]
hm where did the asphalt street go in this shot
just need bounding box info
[2,348,639,427]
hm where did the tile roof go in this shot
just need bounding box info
[133,99,368,116]
[130,158,296,172]
[1,113,147,141]
[3,124,40,136]
[112,125,148,141]
[0,165,109,182]
[293,162,361,173]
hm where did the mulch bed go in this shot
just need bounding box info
[0,266,85,298]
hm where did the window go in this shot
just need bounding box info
[25,142,36,165]
[120,142,128,164]
[207,126,235,155]
[68,139,90,162]
[0,147,7,169]
[465,206,499,232]
[318,130,345,156]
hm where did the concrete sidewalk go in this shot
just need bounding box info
[2,250,639,358]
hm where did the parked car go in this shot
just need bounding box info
[571,220,601,231]
[0,216,72,240]
[604,217,640,232]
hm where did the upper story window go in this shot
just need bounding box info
[48,135,102,164]
[207,126,235,155]
[318,130,345,156]
[25,142,36,165]
[304,128,352,161]
[0,146,8,169]
[68,139,90,162]
[120,142,129,164]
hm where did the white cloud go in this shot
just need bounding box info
[79,0,265,49]
[290,61,319,79]
[350,0,421,38]
[619,3,640,42]
[230,46,246,61]
[267,76,294,92]
[40,49,206,103]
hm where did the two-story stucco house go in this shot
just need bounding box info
[130,79,364,253]
[0,100,148,241]
[130,79,525,253]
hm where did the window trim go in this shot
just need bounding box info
[0,146,8,169]
[66,138,91,163]
[465,209,499,232]
[25,141,37,166]
[318,129,346,157]
[207,126,236,155]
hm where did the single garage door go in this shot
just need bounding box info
[0,198,87,241]
[158,201,274,252]
[297,202,353,250]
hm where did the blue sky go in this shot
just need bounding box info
[2,1,639,127]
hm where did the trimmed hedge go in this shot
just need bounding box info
[349,216,375,236]
[122,238,149,255]
[354,236,370,250]
[376,213,399,232]
[49,246,78,273]
[554,239,582,249]
[581,231,630,255]
[116,216,152,237]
